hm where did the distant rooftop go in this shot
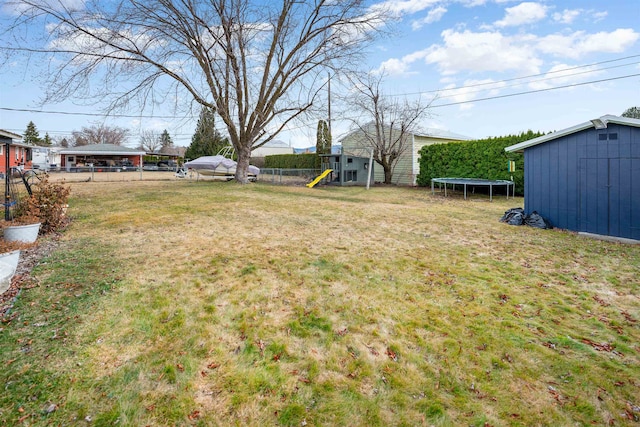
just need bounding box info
[60,143,146,155]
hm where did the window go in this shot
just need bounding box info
[598,133,607,141]
[609,133,618,140]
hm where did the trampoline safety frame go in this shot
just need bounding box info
[431,177,514,202]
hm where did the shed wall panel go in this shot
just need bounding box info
[524,125,640,239]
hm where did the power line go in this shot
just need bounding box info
[3,55,639,120]
[0,107,188,119]
[430,73,640,108]
[430,61,640,98]
[394,54,640,97]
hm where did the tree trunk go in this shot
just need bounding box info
[384,165,393,184]
[235,144,252,184]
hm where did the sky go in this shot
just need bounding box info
[0,0,639,148]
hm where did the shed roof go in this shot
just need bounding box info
[60,144,146,156]
[505,115,640,153]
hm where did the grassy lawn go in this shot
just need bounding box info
[1,180,639,426]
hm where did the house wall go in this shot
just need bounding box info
[0,144,33,171]
[340,125,414,185]
[524,123,640,239]
[251,146,294,157]
[341,126,470,186]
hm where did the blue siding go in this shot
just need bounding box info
[524,124,640,240]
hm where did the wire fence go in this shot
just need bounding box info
[258,168,320,185]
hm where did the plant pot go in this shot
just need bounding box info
[3,223,41,243]
[0,250,20,294]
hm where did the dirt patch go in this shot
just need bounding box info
[0,236,61,318]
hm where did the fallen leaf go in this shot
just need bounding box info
[386,348,398,362]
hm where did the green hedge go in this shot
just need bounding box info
[264,153,320,169]
[416,131,544,195]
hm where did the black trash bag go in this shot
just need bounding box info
[500,208,525,226]
[524,211,552,229]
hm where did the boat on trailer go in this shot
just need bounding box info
[184,148,259,181]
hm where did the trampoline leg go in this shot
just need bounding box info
[431,180,434,195]
[464,183,467,200]
[490,185,493,202]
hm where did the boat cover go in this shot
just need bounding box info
[184,155,260,176]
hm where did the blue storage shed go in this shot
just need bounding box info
[505,115,640,241]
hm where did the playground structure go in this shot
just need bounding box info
[307,154,373,188]
[306,169,333,188]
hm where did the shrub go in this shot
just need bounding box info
[416,131,544,195]
[264,153,319,169]
[30,175,71,234]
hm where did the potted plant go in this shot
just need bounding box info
[0,239,33,294]
[0,174,71,242]
[1,194,42,243]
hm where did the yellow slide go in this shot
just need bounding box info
[306,169,333,188]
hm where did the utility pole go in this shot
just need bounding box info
[327,72,332,137]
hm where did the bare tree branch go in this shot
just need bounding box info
[343,72,434,184]
[3,0,389,182]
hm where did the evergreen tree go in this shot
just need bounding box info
[42,132,52,146]
[60,137,69,147]
[23,121,41,145]
[621,106,640,119]
[185,107,230,159]
[159,129,174,152]
[316,120,331,155]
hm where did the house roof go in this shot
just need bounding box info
[338,124,473,143]
[505,115,640,153]
[0,130,22,141]
[254,139,291,148]
[415,128,474,141]
[60,144,146,156]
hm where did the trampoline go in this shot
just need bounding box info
[431,177,514,201]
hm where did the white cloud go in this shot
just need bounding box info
[527,64,601,90]
[379,26,640,77]
[553,9,581,24]
[2,0,86,16]
[592,11,608,22]
[423,29,542,75]
[494,2,548,27]
[538,29,640,59]
[377,57,414,75]
[437,78,507,110]
[372,0,440,16]
[412,6,448,30]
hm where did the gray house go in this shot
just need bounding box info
[505,115,640,241]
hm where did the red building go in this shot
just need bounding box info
[0,130,34,172]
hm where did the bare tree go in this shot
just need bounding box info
[4,1,389,183]
[139,130,161,153]
[71,125,130,146]
[345,73,432,184]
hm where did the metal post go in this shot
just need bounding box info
[490,184,493,202]
[366,149,373,190]
[5,142,10,221]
